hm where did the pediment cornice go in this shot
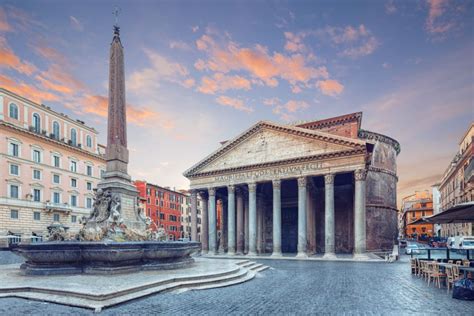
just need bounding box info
[184,121,367,178]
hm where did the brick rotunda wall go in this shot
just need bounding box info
[360,130,400,252]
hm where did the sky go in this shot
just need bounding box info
[0,0,473,206]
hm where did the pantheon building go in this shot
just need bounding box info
[184,112,399,258]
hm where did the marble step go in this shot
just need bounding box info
[235,260,250,266]
[254,265,270,273]
[0,266,242,302]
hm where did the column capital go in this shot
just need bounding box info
[297,177,307,188]
[228,185,235,193]
[248,182,257,193]
[208,187,216,196]
[324,174,335,185]
[199,191,208,200]
[272,179,281,190]
[354,169,367,181]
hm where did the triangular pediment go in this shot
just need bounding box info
[184,121,366,177]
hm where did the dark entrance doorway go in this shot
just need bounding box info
[281,207,297,253]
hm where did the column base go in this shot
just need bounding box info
[322,252,337,260]
[271,252,282,257]
[296,252,308,258]
[247,251,257,256]
[201,250,209,255]
[227,251,236,256]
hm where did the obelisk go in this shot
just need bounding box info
[97,24,142,229]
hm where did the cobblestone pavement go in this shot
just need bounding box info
[0,254,472,315]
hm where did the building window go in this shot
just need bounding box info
[160,213,165,220]
[52,155,60,168]
[86,135,92,148]
[70,128,77,146]
[53,213,60,222]
[52,121,60,139]
[33,212,41,221]
[71,178,77,188]
[53,192,60,204]
[10,209,19,219]
[100,169,105,179]
[70,195,77,207]
[70,160,77,172]
[32,149,41,163]
[71,215,77,223]
[86,197,92,209]
[9,184,19,198]
[9,142,19,157]
[33,169,41,180]
[87,182,92,191]
[32,113,41,133]
[53,174,60,184]
[9,164,19,176]
[33,189,41,202]
[86,165,92,176]
[9,103,19,119]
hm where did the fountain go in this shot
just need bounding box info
[11,23,200,275]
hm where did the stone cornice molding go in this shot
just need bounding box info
[324,174,335,185]
[295,112,362,131]
[354,169,368,181]
[366,204,398,212]
[297,177,307,188]
[368,166,398,179]
[183,120,367,178]
[358,129,401,155]
[187,148,366,179]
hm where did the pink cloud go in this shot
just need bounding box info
[215,95,253,112]
[0,36,37,75]
[0,7,11,32]
[425,0,457,38]
[263,98,309,120]
[198,73,251,94]
[317,79,344,96]
[195,31,329,91]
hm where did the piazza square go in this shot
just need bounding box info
[0,1,473,315]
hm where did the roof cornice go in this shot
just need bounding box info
[183,120,367,178]
[0,87,98,133]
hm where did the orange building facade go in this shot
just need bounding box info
[134,180,186,240]
[401,190,434,241]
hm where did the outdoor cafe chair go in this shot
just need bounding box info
[428,262,446,288]
[410,258,417,275]
[448,260,453,264]
[445,266,455,293]
[462,260,470,267]
[452,264,461,281]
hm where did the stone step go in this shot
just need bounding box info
[249,263,264,271]
[235,260,250,266]
[0,267,251,312]
[254,265,270,273]
[240,261,258,268]
[0,265,243,302]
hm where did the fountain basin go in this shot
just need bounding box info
[11,241,200,275]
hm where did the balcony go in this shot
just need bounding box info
[45,202,74,214]
[464,159,473,183]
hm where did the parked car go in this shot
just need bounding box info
[405,244,420,255]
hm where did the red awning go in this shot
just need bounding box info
[408,202,474,225]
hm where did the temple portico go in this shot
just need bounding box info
[189,168,368,258]
[185,113,400,258]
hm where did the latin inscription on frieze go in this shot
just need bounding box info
[214,162,323,183]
